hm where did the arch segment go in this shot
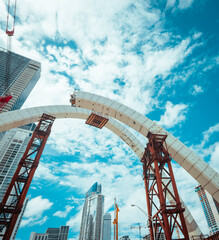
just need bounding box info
[0,105,202,236]
[71,91,219,202]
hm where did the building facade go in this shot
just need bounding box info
[29,226,69,240]
[195,185,219,235]
[79,182,104,240]
[103,213,111,240]
[143,232,165,240]
[0,48,41,113]
[29,232,49,240]
[0,124,35,239]
[0,48,40,238]
[120,236,130,240]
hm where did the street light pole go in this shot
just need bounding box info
[131,204,156,240]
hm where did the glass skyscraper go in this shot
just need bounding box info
[0,48,41,113]
[0,48,41,239]
[79,182,104,240]
[195,185,219,235]
[103,213,111,240]
[0,124,35,238]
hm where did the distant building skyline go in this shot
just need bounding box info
[195,185,219,235]
[120,236,130,240]
[29,225,69,240]
[79,182,104,240]
[103,213,111,240]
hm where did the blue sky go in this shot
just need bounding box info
[0,0,219,239]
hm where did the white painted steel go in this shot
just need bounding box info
[73,91,219,202]
[0,105,202,236]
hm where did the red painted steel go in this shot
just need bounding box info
[6,0,17,36]
[85,113,108,129]
[0,95,12,112]
[0,113,55,239]
[141,132,189,240]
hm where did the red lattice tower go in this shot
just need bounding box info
[141,132,189,240]
[0,113,55,240]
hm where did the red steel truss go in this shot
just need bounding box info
[86,112,108,129]
[141,132,189,240]
[0,113,55,240]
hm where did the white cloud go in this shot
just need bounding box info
[201,123,219,147]
[34,163,59,181]
[209,142,219,173]
[157,101,188,128]
[53,205,74,218]
[24,196,53,218]
[20,216,48,228]
[21,196,53,227]
[178,0,195,9]
[190,84,204,95]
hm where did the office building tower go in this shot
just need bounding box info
[195,185,219,235]
[29,226,69,240]
[0,48,41,113]
[0,124,35,201]
[143,233,165,240]
[0,124,35,238]
[79,182,104,240]
[120,236,130,240]
[103,213,111,240]
[29,232,49,240]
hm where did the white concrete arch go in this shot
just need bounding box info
[0,105,201,236]
[71,91,219,202]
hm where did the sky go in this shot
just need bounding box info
[0,0,219,239]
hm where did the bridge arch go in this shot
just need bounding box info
[0,105,202,236]
[0,92,218,201]
[0,91,218,235]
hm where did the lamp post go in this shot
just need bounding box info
[131,204,156,240]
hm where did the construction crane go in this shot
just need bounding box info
[113,198,119,240]
[0,0,17,113]
[130,223,146,240]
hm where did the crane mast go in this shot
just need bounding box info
[113,198,119,240]
[0,0,17,113]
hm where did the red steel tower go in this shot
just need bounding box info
[141,132,189,240]
[0,113,55,240]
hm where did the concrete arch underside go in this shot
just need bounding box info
[0,104,212,236]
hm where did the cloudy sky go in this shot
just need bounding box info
[0,0,219,239]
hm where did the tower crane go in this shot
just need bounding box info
[113,198,119,240]
[130,223,146,240]
[0,0,17,112]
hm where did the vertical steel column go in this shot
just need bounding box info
[0,113,55,240]
[141,132,189,240]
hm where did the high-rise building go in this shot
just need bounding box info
[0,124,36,202]
[0,48,40,239]
[120,236,130,240]
[0,48,41,113]
[29,226,69,240]
[0,124,35,239]
[143,232,165,240]
[29,232,49,240]
[195,185,219,235]
[79,182,104,240]
[103,213,111,240]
